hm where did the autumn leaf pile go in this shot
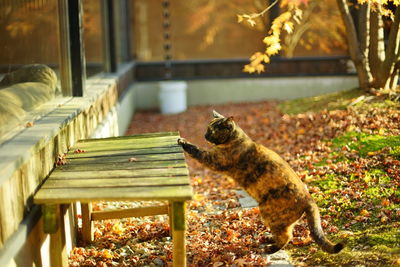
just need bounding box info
[69,98,400,266]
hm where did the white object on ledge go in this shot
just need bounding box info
[159,81,187,114]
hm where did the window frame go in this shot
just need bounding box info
[130,0,353,82]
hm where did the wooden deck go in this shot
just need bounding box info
[34,132,192,267]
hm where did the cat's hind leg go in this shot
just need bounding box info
[264,224,293,254]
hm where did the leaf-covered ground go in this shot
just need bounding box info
[69,92,400,266]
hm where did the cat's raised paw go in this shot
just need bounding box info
[177,138,187,146]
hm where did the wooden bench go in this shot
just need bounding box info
[34,132,192,267]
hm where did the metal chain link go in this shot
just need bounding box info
[162,0,172,79]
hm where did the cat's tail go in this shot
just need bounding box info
[305,202,345,254]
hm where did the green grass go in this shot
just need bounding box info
[279,87,400,115]
[288,129,400,266]
[290,225,400,266]
[280,89,400,266]
[279,88,364,114]
[290,165,400,266]
[332,131,400,157]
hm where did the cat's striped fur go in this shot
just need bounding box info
[177,110,344,254]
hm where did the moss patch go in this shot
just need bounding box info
[288,127,400,266]
[290,224,400,267]
[279,88,364,114]
[332,131,400,158]
[291,229,400,266]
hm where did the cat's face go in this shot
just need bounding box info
[205,111,235,145]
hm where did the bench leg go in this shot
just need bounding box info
[81,202,94,243]
[170,201,187,267]
[43,204,68,267]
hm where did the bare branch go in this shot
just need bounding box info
[385,6,400,66]
[237,0,279,28]
[258,0,279,17]
[336,0,371,89]
[336,0,361,63]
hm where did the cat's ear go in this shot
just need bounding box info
[212,110,225,119]
[227,116,234,122]
[225,116,235,129]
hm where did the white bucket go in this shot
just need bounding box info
[159,81,187,114]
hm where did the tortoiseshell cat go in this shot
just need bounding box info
[177,110,344,254]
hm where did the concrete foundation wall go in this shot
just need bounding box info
[0,64,135,267]
[133,76,358,110]
[116,84,136,135]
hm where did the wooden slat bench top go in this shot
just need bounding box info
[34,132,193,204]
[33,132,192,267]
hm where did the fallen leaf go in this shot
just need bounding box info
[360,209,370,217]
[381,198,390,207]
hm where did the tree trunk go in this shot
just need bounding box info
[389,62,399,89]
[382,5,400,90]
[336,0,372,91]
[369,8,386,88]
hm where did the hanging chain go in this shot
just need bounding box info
[162,0,172,80]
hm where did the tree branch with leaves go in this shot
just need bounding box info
[240,0,400,93]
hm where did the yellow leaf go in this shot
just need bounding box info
[283,22,294,33]
[237,14,244,23]
[250,52,263,61]
[102,249,113,259]
[243,65,256,73]
[112,222,125,236]
[277,11,292,22]
[263,35,280,45]
[293,9,303,23]
[296,128,305,135]
[339,230,354,238]
[271,24,282,34]
[360,209,369,216]
[247,18,256,27]
[255,64,265,73]
[266,43,281,55]
[193,193,205,201]
[192,176,202,185]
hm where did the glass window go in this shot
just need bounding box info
[131,0,164,61]
[82,0,105,76]
[114,1,131,64]
[131,0,267,61]
[131,0,348,61]
[0,0,61,138]
[0,1,61,70]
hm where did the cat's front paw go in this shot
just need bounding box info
[177,138,187,146]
